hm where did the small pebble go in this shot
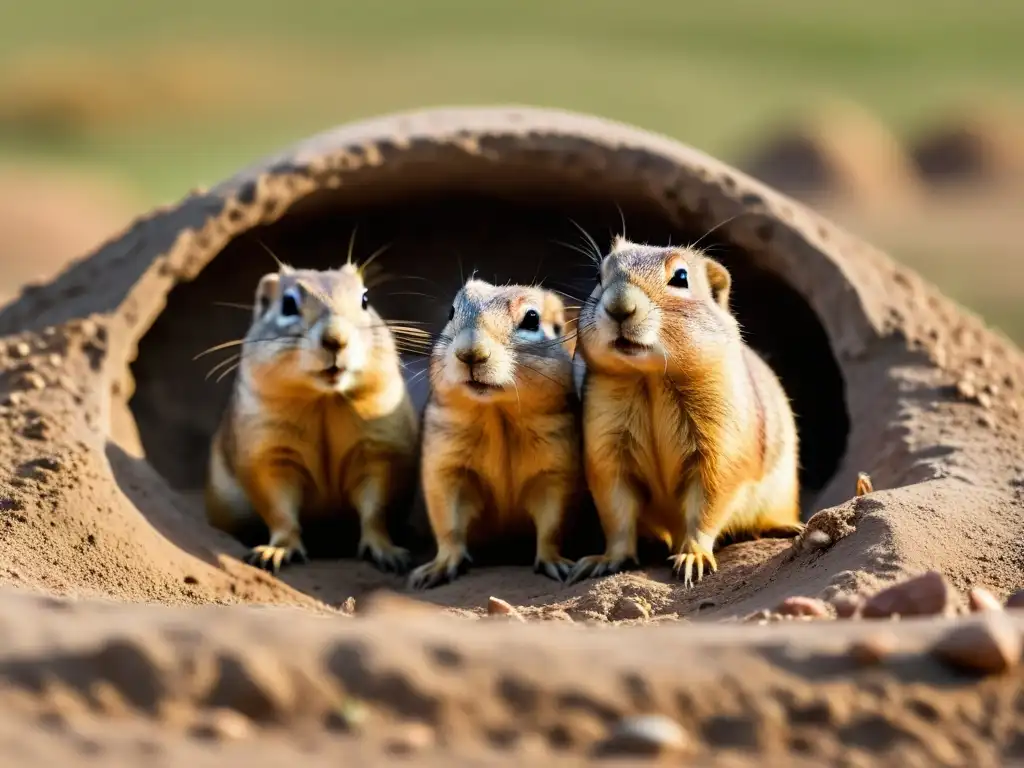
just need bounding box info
[977,392,993,409]
[978,413,996,429]
[593,715,691,758]
[189,709,252,741]
[862,570,954,619]
[341,596,356,615]
[487,596,525,622]
[802,529,832,552]
[932,614,1021,676]
[19,372,46,391]
[10,342,30,358]
[776,596,830,619]
[968,587,1003,613]
[855,472,874,496]
[849,632,897,666]
[47,354,62,368]
[385,722,435,755]
[956,380,978,401]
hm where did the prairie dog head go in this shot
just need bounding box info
[578,237,740,376]
[431,279,572,406]
[241,263,398,397]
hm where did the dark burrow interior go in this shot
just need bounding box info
[127,189,850,554]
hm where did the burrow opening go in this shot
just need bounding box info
[128,188,850,535]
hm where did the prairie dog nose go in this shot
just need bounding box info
[455,345,491,366]
[604,297,637,324]
[320,326,347,353]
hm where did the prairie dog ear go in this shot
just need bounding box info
[254,273,281,321]
[704,258,732,311]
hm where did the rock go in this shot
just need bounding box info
[189,708,252,741]
[1004,589,1024,609]
[978,413,996,429]
[831,595,864,619]
[10,341,30,359]
[849,632,897,665]
[862,571,954,619]
[968,587,1003,613]
[855,472,874,496]
[593,714,691,758]
[776,596,830,618]
[341,596,356,615]
[487,596,525,621]
[932,615,1021,675]
[977,392,993,409]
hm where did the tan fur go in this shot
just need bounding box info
[204,262,418,574]
[408,280,581,589]
[568,239,801,587]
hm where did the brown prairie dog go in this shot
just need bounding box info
[408,279,581,590]
[204,262,419,574]
[567,237,802,587]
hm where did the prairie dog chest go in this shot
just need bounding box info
[243,396,366,506]
[585,375,696,501]
[429,404,567,510]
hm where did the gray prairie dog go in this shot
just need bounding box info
[408,279,581,590]
[204,262,419,574]
[567,237,802,587]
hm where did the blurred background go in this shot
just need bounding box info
[0,0,1021,339]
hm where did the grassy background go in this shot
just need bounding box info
[0,0,1021,337]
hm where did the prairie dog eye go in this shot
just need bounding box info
[361,290,369,310]
[280,287,302,317]
[448,305,455,321]
[519,308,541,332]
[668,267,689,289]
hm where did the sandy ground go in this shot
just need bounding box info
[1,155,1024,765]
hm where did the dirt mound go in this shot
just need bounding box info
[1,106,1023,765]
[739,100,924,208]
[909,104,1024,187]
[0,163,142,307]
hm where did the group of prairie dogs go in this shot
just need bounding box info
[205,235,804,590]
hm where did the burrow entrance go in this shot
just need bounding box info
[128,189,850,525]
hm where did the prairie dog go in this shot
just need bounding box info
[408,279,581,590]
[204,262,418,574]
[567,237,802,587]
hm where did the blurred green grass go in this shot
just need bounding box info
[1,0,1021,203]
[0,0,1022,340]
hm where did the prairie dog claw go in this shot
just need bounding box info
[669,539,718,588]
